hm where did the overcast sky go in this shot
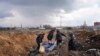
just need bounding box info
[0,0,100,27]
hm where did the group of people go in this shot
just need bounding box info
[36,29,66,52]
[35,29,77,53]
[29,29,78,56]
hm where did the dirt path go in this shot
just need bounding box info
[58,37,68,56]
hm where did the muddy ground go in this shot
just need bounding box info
[69,30,100,56]
[0,30,100,56]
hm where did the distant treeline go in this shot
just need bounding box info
[0,27,16,30]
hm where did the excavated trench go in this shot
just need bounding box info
[0,30,100,56]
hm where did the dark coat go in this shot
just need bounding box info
[36,34,44,51]
[56,32,66,40]
[68,33,76,50]
[47,31,54,40]
[36,34,44,43]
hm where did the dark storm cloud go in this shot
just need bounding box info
[0,12,13,18]
[0,2,13,18]
[0,0,73,7]
[0,0,99,27]
[0,0,74,19]
[0,0,75,27]
[0,0,74,11]
[5,0,74,21]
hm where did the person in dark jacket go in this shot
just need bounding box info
[47,29,55,42]
[36,33,45,51]
[68,32,76,50]
[56,30,66,46]
[29,33,45,56]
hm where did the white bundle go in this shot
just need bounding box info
[39,43,45,53]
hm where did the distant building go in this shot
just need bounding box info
[56,27,63,29]
[94,22,100,30]
[39,25,45,29]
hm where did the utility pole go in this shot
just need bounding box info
[21,24,22,28]
[60,16,62,28]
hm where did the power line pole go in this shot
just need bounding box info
[60,16,62,28]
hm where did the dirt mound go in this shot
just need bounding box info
[75,31,95,43]
[69,30,100,56]
[73,30,100,50]
[0,31,38,56]
[86,34,100,49]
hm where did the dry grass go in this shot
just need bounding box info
[0,31,40,56]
